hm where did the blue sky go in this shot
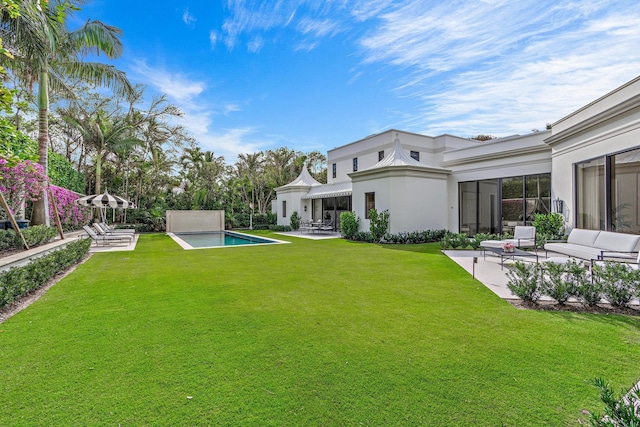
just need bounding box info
[72,0,640,162]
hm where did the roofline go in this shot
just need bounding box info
[550,75,640,128]
[327,129,435,153]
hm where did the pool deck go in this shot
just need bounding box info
[275,230,342,240]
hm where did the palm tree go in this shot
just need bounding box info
[1,0,133,224]
[63,108,140,195]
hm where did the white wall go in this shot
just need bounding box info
[352,169,449,234]
[275,188,313,226]
[166,210,225,232]
[327,129,473,184]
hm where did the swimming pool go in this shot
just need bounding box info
[168,231,288,250]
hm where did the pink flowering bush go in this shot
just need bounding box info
[48,185,92,230]
[0,158,49,218]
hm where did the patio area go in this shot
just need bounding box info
[445,249,640,306]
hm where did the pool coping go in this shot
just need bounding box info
[167,230,290,250]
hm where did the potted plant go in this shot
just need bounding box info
[502,241,515,253]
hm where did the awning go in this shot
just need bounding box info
[301,181,352,199]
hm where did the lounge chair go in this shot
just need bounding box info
[299,220,313,233]
[99,222,135,234]
[318,220,334,232]
[83,225,133,246]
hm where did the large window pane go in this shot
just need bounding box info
[502,177,524,234]
[525,174,551,224]
[459,182,477,235]
[478,179,499,234]
[577,158,605,230]
[612,149,640,234]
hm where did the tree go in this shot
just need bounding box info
[63,107,138,195]
[1,0,133,224]
[471,134,497,142]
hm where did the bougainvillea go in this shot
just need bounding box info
[48,185,92,230]
[0,158,49,217]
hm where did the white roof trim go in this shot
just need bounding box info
[301,181,352,199]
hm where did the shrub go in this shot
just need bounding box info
[368,209,390,242]
[0,238,91,309]
[289,211,300,231]
[592,261,639,307]
[576,273,603,307]
[441,232,470,249]
[506,261,542,303]
[22,225,57,247]
[48,185,92,231]
[0,225,57,250]
[268,225,291,232]
[350,231,375,243]
[540,259,585,305]
[586,378,640,426]
[532,213,565,247]
[339,211,359,239]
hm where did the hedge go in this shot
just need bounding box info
[0,238,92,309]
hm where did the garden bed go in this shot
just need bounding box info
[508,299,640,317]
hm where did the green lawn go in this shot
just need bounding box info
[1,233,639,425]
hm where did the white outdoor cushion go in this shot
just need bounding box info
[566,229,600,247]
[480,240,504,249]
[593,231,640,252]
[544,242,603,259]
[514,226,536,240]
[480,238,535,249]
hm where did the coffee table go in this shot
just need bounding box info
[483,247,539,270]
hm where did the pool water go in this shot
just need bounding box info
[169,231,285,249]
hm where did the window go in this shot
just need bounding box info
[282,200,286,217]
[378,150,384,161]
[576,147,640,234]
[458,173,551,235]
[353,158,358,172]
[410,151,420,161]
[365,192,375,218]
[332,163,336,179]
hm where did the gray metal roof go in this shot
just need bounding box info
[366,133,424,169]
[301,181,352,199]
[277,166,321,189]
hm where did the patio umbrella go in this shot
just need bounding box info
[76,190,135,222]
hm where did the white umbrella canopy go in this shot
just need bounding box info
[76,190,135,222]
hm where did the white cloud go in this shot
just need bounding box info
[355,0,640,136]
[131,61,206,104]
[182,9,196,26]
[128,61,268,162]
[247,36,264,53]
[196,128,268,163]
[209,30,218,48]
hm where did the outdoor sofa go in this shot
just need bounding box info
[544,228,640,261]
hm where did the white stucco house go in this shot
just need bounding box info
[275,75,640,237]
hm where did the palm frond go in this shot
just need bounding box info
[57,60,134,98]
[68,19,123,58]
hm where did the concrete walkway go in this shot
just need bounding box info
[0,230,139,272]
